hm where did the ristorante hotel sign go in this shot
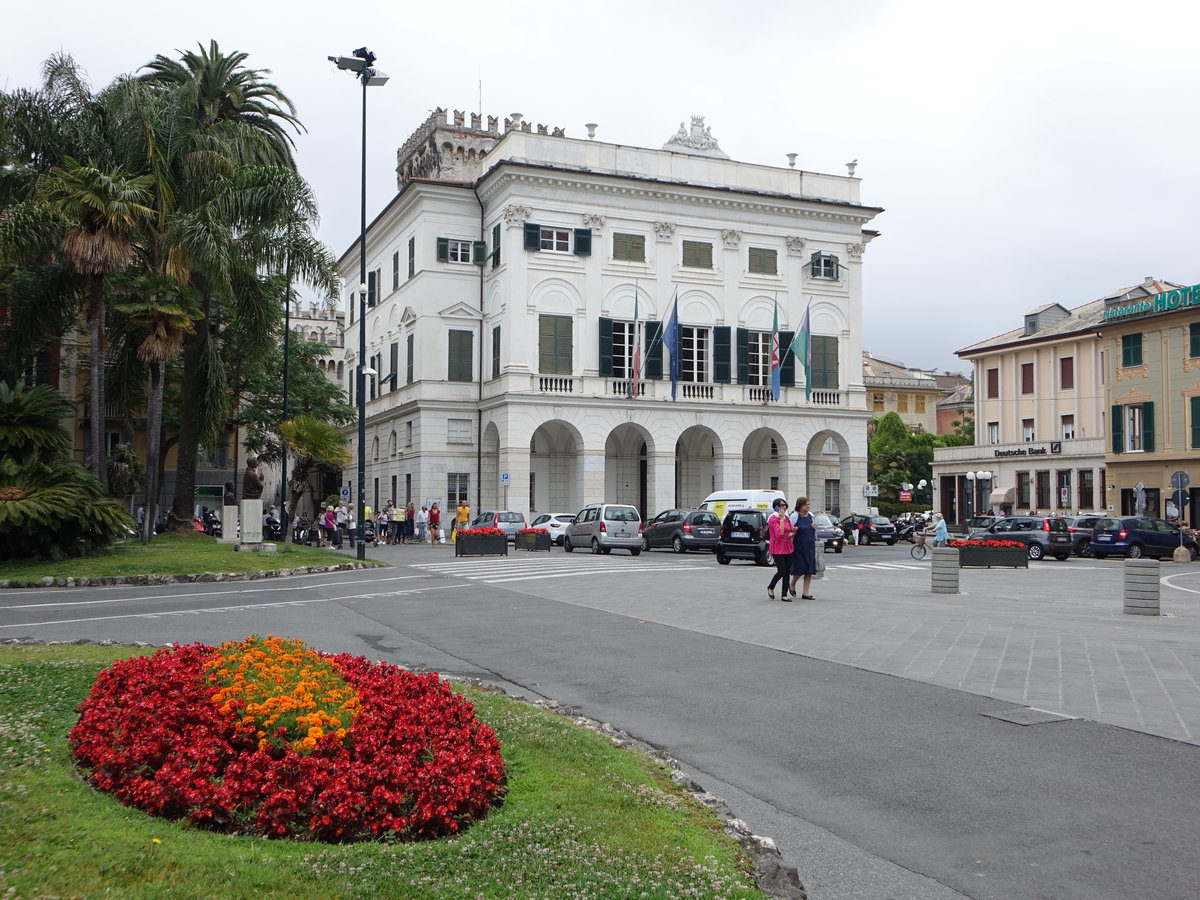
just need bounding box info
[1103,283,1200,321]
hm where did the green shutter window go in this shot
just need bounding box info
[492,223,501,268]
[538,315,572,375]
[1142,401,1155,452]
[472,240,487,265]
[367,270,378,308]
[436,237,449,263]
[682,240,713,269]
[598,317,614,377]
[573,228,592,256]
[1192,397,1200,449]
[713,326,731,383]
[1111,404,1123,453]
[389,342,399,390]
[735,328,750,384]
[448,330,473,382]
[492,326,501,379]
[613,232,645,261]
[407,236,415,278]
[392,251,400,290]
[779,330,795,386]
[406,333,414,383]
[1121,332,1142,368]
[1190,323,1200,358]
[748,247,777,275]
[524,222,541,251]
[644,321,663,379]
[810,335,839,389]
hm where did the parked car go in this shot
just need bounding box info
[469,510,527,542]
[715,508,772,566]
[529,512,576,545]
[563,503,642,555]
[1065,515,1106,557]
[813,513,844,553]
[641,508,721,553]
[1090,516,1199,560]
[839,515,897,545]
[966,515,1073,560]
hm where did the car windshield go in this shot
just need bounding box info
[727,512,760,529]
[1095,519,1119,530]
[870,517,890,525]
[605,507,639,522]
[813,514,834,526]
[497,513,523,523]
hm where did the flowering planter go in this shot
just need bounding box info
[958,547,1028,568]
[455,535,508,557]
[515,532,552,552]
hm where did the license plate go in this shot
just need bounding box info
[733,531,750,539]
[696,528,715,536]
[1097,534,1111,541]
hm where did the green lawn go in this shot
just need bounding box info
[0,645,765,899]
[0,531,372,583]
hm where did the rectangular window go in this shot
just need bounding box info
[915,394,926,413]
[406,333,414,384]
[986,367,999,399]
[611,320,635,378]
[680,326,710,382]
[392,250,400,291]
[746,331,771,386]
[810,335,839,389]
[447,419,471,443]
[405,473,411,505]
[748,247,777,275]
[437,238,472,263]
[897,393,908,412]
[491,223,501,268]
[491,325,500,379]
[367,268,379,308]
[540,227,571,252]
[1125,403,1144,451]
[1059,356,1074,390]
[389,342,398,390]
[1035,471,1051,511]
[391,475,397,504]
[1121,332,1143,368]
[447,473,469,508]
[872,392,885,411]
[407,236,415,278]
[1020,362,1034,394]
[987,422,999,444]
[1079,469,1094,510]
[809,252,839,279]
[613,232,646,262]
[1192,396,1200,449]
[538,314,573,375]
[1022,418,1035,442]
[1017,471,1031,508]
[1191,323,1200,358]
[682,240,713,269]
[1061,414,1075,440]
[448,330,473,382]
[1057,470,1071,510]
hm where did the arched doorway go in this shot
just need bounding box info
[806,430,852,517]
[742,429,786,493]
[529,420,583,514]
[605,423,651,516]
[676,425,720,507]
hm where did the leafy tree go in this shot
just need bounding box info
[0,380,132,559]
[273,415,349,548]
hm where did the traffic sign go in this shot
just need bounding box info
[500,472,510,484]
[1170,470,1190,491]
[340,487,350,501]
[899,490,913,502]
[863,484,878,497]
[1174,489,1189,509]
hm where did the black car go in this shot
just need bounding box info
[641,508,722,553]
[840,515,897,545]
[715,509,773,566]
[966,516,1073,560]
[813,513,844,553]
[1065,515,1105,557]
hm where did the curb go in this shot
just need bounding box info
[0,561,386,590]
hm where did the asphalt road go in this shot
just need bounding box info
[3,542,1198,900]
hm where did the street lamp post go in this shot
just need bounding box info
[329,47,388,562]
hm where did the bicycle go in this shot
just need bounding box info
[910,532,930,560]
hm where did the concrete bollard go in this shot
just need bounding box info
[931,547,960,594]
[1123,558,1160,616]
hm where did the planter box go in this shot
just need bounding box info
[454,535,508,557]
[958,547,1028,568]
[515,532,552,552]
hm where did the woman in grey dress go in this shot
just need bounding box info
[788,497,817,600]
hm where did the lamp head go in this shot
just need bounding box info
[329,55,366,72]
[353,47,377,66]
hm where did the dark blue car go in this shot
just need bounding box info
[1090,517,1198,560]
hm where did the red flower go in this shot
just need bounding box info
[456,527,506,537]
[517,528,548,535]
[949,539,1025,548]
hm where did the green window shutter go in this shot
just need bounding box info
[448,331,473,382]
[524,222,541,251]
[1142,401,1155,452]
[682,240,712,268]
[613,233,629,260]
[1191,323,1200,358]
[538,315,572,375]
[779,330,795,386]
[367,270,378,308]
[392,251,399,290]
[811,336,839,389]
[491,326,500,379]
[436,237,449,262]
[472,240,487,265]
[408,237,415,278]
[644,321,663,379]
[573,228,592,256]
[735,328,749,385]
[1111,404,1123,453]
[713,326,731,383]
[389,342,398,389]
[492,223,501,268]
[598,317,613,377]
[406,334,414,383]
[1192,397,1200,449]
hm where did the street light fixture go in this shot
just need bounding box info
[330,46,388,561]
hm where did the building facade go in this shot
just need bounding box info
[338,111,883,519]
[862,351,941,434]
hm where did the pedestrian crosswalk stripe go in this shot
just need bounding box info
[408,557,710,584]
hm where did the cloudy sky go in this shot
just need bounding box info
[4,0,1196,375]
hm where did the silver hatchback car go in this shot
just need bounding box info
[563,503,642,555]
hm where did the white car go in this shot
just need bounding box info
[530,512,576,545]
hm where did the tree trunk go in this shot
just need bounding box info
[141,359,165,546]
[168,323,204,531]
[86,274,108,492]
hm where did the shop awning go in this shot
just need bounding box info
[988,487,1015,505]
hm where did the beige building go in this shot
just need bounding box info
[863,352,940,434]
[1101,280,1200,523]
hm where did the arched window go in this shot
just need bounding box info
[389,431,397,455]
[372,437,379,461]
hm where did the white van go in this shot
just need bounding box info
[698,489,787,521]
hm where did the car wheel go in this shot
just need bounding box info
[641,535,651,552]
[1191,545,1199,562]
[835,546,843,554]
[591,538,602,555]
[755,549,773,567]
[563,537,574,553]
[672,536,686,554]
[630,548,641,557]
[886,540,896,546]
[1127,543,1144,559]
[1076,540,1092,558]
[1027,543,1044,560]
[716,553,730,565]
[1053,553,1070,561]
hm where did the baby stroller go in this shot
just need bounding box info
[362,519,379,548]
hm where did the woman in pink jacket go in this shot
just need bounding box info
[766,497,795,601]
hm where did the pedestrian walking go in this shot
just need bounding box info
[346,505,357,548]
[429,503,443,542]
[416,505,429,543]
[454,500,471,536]
[766,497,795,601]
[788,497,818,600]
[404,502,416,544]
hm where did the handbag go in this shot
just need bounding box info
[814,551,826,574]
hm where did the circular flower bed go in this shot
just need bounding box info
[70,636,506,842]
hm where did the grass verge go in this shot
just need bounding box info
[0,531,367,583]
[0,644,765,899]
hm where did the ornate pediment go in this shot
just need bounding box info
[662,116,729,159]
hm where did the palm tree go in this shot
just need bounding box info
[275,415,349,548]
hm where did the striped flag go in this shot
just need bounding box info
[769,300,781,401]
[628,290,641,400]
[663,289,680,400]
[788,300,813,401]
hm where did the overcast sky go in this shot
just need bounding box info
[4,0,1197,375]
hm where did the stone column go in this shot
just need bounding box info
[218,505,239,544]
[240,499,264,544]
